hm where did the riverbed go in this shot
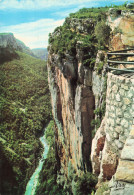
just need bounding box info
[25,132,49,195]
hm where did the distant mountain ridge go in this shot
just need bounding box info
[0,33,35,63]
[32,48,48,61]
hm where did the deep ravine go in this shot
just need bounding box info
[25,129,49,195]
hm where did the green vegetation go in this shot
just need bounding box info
[48,2,132,64]
[68,3,133,19]
[0,32,13,35]
[95,21,111,48]
[49,26,78,57]
[49,21,97,69]
[0,51,52,194]
[48,5,113,70]
[75,172,97,195]
[36,121,66,195]
[69,7,109,20]
[96,62,104,74]
[36,121,98,195]
[113,27,123,35]
[96,182,110,195]
[0,2,131,194]
[32,48,48,60]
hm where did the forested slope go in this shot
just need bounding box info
[0,50,51,194]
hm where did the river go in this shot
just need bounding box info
[25,132,49,195]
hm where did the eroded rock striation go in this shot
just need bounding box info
[48,45,95,181]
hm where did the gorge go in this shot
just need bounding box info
[0,3,134,195]
[0,33,52,195]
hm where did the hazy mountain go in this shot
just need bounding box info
[0,33,35,63]
[32,48,48,61]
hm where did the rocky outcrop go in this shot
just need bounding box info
[107,10,134,49]
[65,18,95,34]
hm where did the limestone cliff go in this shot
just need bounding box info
[48,40,95,173]
[47,6,134,194]
[48,17,96,191]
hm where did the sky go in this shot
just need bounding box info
[0,0,133,49]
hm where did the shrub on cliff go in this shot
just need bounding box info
[69,7,109,19]
[48,26,78,57]
[95,21,111,47]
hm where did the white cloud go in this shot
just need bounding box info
[0,0,83,10]
[0,18,64,48]
[0,0,121,10]
[0,0,132,10]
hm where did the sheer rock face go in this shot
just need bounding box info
[48,46,95,186]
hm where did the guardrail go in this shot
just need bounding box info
[107,49,134,73]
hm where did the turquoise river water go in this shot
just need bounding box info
[25,133,49,195]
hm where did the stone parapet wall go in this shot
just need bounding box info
[105,73,134,152]
[110,126,134,195]
[91,72,134,181]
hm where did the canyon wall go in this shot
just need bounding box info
[48,6,134,193]
[48,45,95,185]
